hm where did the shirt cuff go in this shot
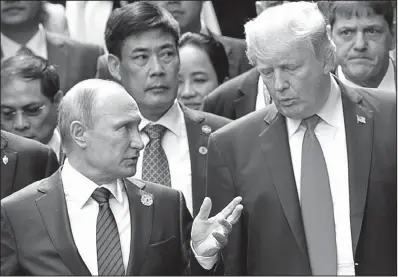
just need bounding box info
[190,240,219,270]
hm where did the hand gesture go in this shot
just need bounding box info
[191,196,243,257]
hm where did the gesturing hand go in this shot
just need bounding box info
[191,196,243,257]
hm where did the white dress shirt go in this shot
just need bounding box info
[62,159,131,275]
[256,75,273,110]
[337,59,396,93]
[1,24,48,59]
[128,100,193,215]
[286,76,355,275]
[47,128,62,161]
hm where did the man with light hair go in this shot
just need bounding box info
[1,79,243,275]
[206,1,396,275]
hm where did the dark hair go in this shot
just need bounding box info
[326,1,394,32]
[179,32,230,84]
[1,51,60,101]
[105,1,180,58]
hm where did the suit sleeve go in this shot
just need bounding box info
[45,147,59,177]
[1,204,19,275]
[202,95,215,114]
[205,134,246,275]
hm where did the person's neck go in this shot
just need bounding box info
[345,60,389,89]
[181,20,202,34]
[139,102,174,122]
[1,23,40,45]
[68,156,117,186]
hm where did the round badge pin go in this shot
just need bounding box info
[198,146,208,155]
[201,125,212,135]
[141,194,153,206]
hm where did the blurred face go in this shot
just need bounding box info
[113,29,180,118]
[1,1,41,26]
[1,78,59,144]
[257,39,330,119]
[178,44,219,110]
[85,92,144,180]
[331,9,395,87]
[153,1,203,32]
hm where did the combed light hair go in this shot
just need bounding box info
[58,79,127,152]
[245,1,336,68]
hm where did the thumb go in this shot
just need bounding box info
[196,197,212,220]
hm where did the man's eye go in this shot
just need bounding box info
[1,111,15,119]
[132,55,148,65]
[366,28,379,35]
[25,107,43,116]
[340,30,353,36]
[194,78,207,83]
[160,51,175,62]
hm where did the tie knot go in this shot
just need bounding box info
[91,187,111,204]
[302,114,320,132]
[16,46,33,56]
[143,124,167,140]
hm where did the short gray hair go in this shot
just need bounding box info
[245,1,336,68]
[58,79,119,152]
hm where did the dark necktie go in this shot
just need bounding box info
[91,187,125,276]
[300,115,337,275]
[142,124,171,187]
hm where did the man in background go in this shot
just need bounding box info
[1,53,63,161]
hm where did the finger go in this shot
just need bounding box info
[218,218,232,234]
[212,231,228,248]
[196,197,212,220]
[226,204,243,225]
[220,196,242,219]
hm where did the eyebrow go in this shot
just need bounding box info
[131,43,176,53]
[1,103,43,109]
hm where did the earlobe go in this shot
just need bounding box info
[107,54,122,82]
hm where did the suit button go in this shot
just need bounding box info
[199,146,208,155]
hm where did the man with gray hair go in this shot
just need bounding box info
[205,2,396,275]
[1,79,243,275]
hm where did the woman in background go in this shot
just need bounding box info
[178,32,229,110]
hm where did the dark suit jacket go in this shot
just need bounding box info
[46,32,104,93]
[205,78,397,275]
[180,104,231,216]
[0,171,210,275]
[203,67,259,120]
[0,130,59,199]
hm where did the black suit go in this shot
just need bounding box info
[206,78,397,275]
[0,130,59,199]
[1,171,208,275]
[203,68,259,120]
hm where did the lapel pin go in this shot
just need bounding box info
[201,125,212,135]
[141,192,153,207]
[2,155,8,165]
[199,146,208,155]
[356,115,366,124]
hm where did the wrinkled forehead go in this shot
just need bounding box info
[333,3,387,22]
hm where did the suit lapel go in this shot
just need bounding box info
[259,105,308,256]
[0,149,17,198]
[124,179,153,275]
[181,104,207,216]
[35,170,91,275]
[339,82,373,255]
[233,68,259,118]
[46,32,69,92]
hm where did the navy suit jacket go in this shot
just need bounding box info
[0,130,59,199]
[206,78,397,275]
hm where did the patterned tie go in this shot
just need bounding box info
[91,187,125,276]
[300,115,337,275]
[142,124,171,187]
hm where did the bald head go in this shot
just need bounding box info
[58,79,139,152]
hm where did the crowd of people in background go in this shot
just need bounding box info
[0,1,396,276]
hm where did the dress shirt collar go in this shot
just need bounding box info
[286,75,343,137]
[139,100,183,137]
[62,158,124,209]
[337,59,395,92]
[1,23,47,59]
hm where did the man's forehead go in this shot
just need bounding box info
[334,5,387,24]
[123,30,177,51]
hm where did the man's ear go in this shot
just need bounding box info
[53,90,64,105]
[389,23,396,51]
[70,120,88,149]
[108,54,122,82]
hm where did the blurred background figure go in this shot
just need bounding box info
[326,1,396,93]
[1,52,64,161]
[1,130,59,199]
[178,32,229,110]
[42,1,69,36]
[152,0,252,79]
[0,1,103,93]
[202,0,286,120]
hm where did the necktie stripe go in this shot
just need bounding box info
[98,238,120,265]
[100,246,123,272]
[96,214,115,238]
[97,224,119,253]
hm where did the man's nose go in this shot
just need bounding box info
[274,70,288,92]
[13,112,30,131]
[149,57,166,77]
[353,32,367,51]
